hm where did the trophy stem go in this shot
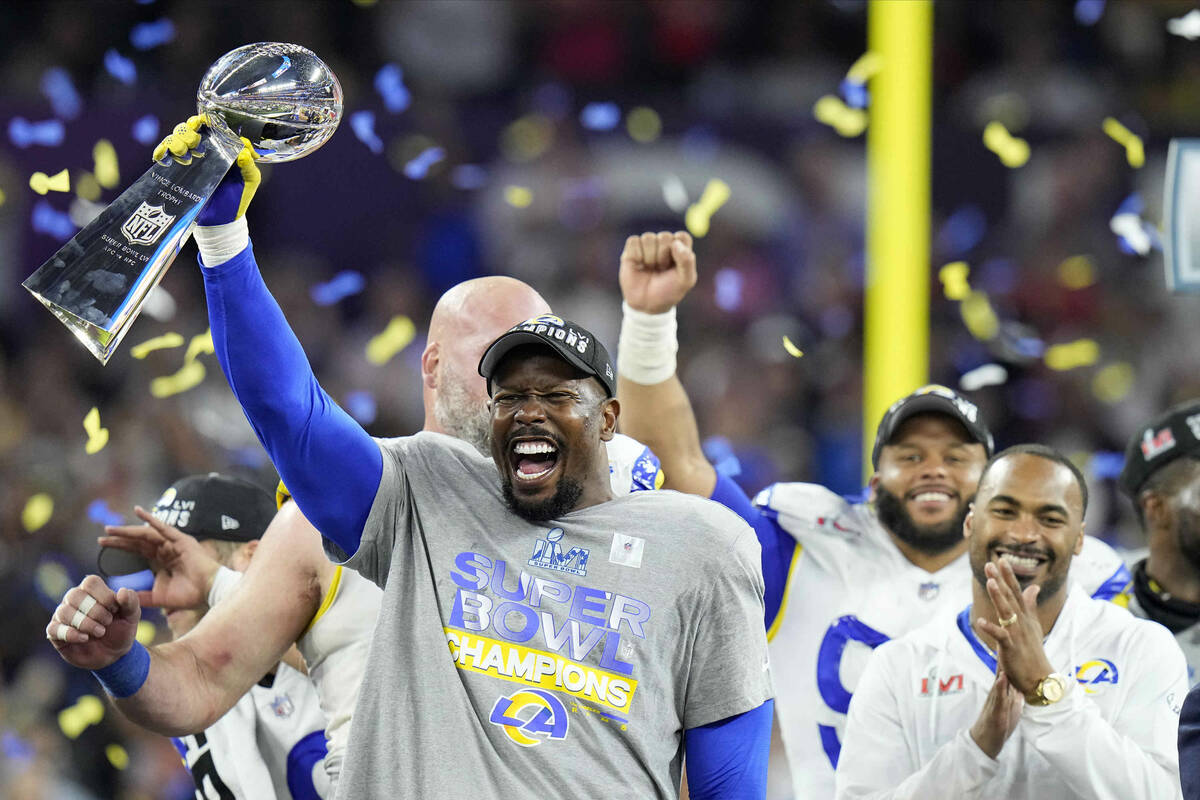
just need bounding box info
[22,135,239,364]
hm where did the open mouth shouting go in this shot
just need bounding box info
[508,434,563,491]
[990,544,1051,583]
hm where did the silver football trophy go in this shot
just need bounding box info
[22,42,343,363]
[1164,139,1200,293]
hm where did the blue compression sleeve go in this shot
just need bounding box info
[710,473,794,630]
[684,700,773,800]
[200,242,381,555]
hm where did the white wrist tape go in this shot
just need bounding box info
[194,216,249,267]
[208,565,243,607]
[617,302,678,385]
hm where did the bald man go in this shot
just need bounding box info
[69,274,662,790]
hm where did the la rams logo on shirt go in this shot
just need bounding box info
[1075,659,1119,694]
[488,689,570,746]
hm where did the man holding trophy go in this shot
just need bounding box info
[41,42,774,800]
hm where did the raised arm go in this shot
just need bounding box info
[48,503,325,735]
[616,231,716,497]
[159,117,380,555]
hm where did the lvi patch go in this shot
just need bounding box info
[489,689,570,747]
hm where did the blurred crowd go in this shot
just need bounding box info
[2,1,1199,797]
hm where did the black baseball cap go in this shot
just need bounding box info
[1119,399,1200,497]
[98,473,275,578]
[478,314,617,398]
[871,384,995,469]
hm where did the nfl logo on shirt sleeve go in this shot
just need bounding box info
[609,533,645,568]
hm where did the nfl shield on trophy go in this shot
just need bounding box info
[21,42,343,364]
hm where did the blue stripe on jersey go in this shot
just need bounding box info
[956,605,998,673]
[711,473,793,629]
[286,729,329,800]
[1090,563,1133,603]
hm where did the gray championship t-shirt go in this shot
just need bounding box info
[328,431,772,798]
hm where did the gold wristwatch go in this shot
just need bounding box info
[1027,673,1067,706]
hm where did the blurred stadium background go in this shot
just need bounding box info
[2,1,1199,797]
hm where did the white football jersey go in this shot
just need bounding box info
[606,432,663,495]
[173,662,330,799]
[1121,549,1200,687]
[836,588,1186,799]
[754,482,1132,799]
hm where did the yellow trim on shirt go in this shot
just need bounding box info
[304,565,342,635]
[766,544,804,642]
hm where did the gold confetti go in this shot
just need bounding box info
[83,407,109,454]
[685,178,731,238]
[504,186,533,208]
[846,51,883,84]
[130,332,185,359]
[626,107,662,143]
[94,139,119,188]
[1057,255,1096,290]
[75,171,101,202]
[21,493,53,532]
[960,290,999,341]
[58,695,104,740]
[366,316,416,365]
[29,168,70,195]
[0,186,6,206]
[105,743,129,770]
[135,621,157,645]
[150,360,206,398]
[813,95,867,137]
[1044,338,1100,371]
[939,262,971,300]
[983,121,1029,168]
[1102,117,1144,169]
[782,336,804,358]
[184,329,214,363]
[35,561,71,601]
[1092,362,1134,403]
[501,115,554,163]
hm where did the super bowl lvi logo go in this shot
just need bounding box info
[121,202,176,246]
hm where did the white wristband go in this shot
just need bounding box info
[207,565,243,607]
[194,216,249,267]
[617,301,678,385]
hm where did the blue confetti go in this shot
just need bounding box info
[374,64,411,113]
[702,436,742,478]
[450,164,487,190]
[345,391,378,425]
[2,732,35,764]
[580,102,621,131]
[130,18,176,50]
[104,49,137,85]
[40,67,82,120]
[713,268,743,312]
[349,110,383,154]
[310,270,366,306]
[1074,0,1106,26]
[403,146,445,180]
[1088,451,1125,480]
[1115,192,1142,217]
[8,117,65,149]
[839,78,869,110]
[935,205,987,258]
[87,499,124,527]
[31,200,78,240]
[1013,336,1046,359]
[136,0,157,4]
[131,114,161,145]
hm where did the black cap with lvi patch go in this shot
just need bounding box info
[871,385,995,469]
[1119,399,1200,496]
[149,473,275,543]
[478,314,617,398]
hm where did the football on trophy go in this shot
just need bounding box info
[196,42,342,164]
